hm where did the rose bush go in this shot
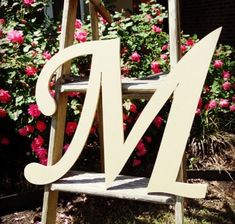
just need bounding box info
[0,0,234,171]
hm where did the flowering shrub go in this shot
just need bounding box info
[0,0,234,170]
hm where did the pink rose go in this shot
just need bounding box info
[0,108,7,118]
[7,30,24,44]
[181,45,187,53]
[130,103,137,113]
[0,18,5,25]
[18,127,28,136]
[197,98,203,109]
[43,51,51,60]
[0,89,11,103]
[206,100,217,110]
[152,25,161,33]
[65,121,77,136]
[133,159,141,167]
[75,19,82,29]
[222,81,231,91]
[161,44,168,51]
[23,0,35,6]
[151,61,161,74]
[26,125,34,133]
[36,121,46,132]
[131,51,141,63]
[34,147,47,159]
[74,30,88,42]
[229,104,235,112]
[160,54,168,60]
[1,137,10,145]
[39,157,48,166]
[136,140,147,157]
[28,104,41,118]
[186,38,194,46]
[213,60,223,69]
[31,137,44,152]
[219,99,229,108]
[144,136,152,144]
[232,96,235,103]
[31,135,44,151]
[154,115,163,128]
[222,71,231,80]
[25,65,37,76]
[195,108,201,115]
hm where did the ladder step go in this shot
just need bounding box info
[51,171,175,204]
[60,76,167,95]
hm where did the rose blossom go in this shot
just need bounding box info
[31,135,44,151]
[0,18,5,25]
[36,121,46,132]
[213,60,223,69]
[23,0,35,6]
[1,137,10,145]
[25,65,37,76]
[229,104,235,112]
[130,103,137,113]
[75,19,82,29]
[34,147,47,159]
[219,99,229,108]
[144,136,152,144]
[154,115,163,128]
[198,98,203,109]
[152,25,161,33]
[160,54,168,60]
[131,51,141,63]
[136,140,147,156]
[222,71,231,80]
[133,159,141,167]
[18,127,28,136]
[26,125,34,133]
[7,30,24,44]
[74,30,88,42]
[43,51,51,60]
[28,104,41,118]
[65,121,78,136]
[186,38,194,46]
[222,81,231,91]
[232,96,235,103]
[0,108,7,118]
[206,100,217,110]
[151,61,161,74]
[40,157,48,165]
[161,44,168,51]
[0,89,11,103]
[181,45,187,54]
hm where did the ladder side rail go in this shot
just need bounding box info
[168,0,185,224]
[41,0,78,223]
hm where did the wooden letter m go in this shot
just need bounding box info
[24,28,221,198]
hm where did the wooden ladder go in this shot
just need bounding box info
[40,0,185,223]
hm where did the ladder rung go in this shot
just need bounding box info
[51,171,175,204]
[60,76,167,95]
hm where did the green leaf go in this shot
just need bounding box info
[23,45,31,53]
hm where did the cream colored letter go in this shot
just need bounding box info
[102,28,221,198]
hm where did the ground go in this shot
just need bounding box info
[0,180,234,224]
